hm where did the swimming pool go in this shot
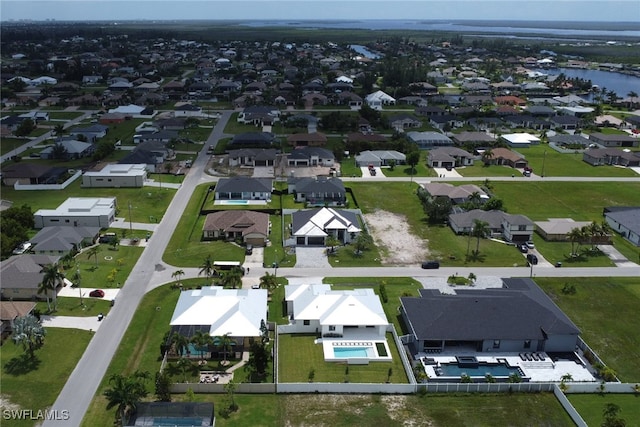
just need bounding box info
[221,199,248,205]
[436,362,524,378]
[333,346,373,358]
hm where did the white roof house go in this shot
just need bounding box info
[283,284,389,338]
[501,133,541,148]
[34,197,116,229]
[82,164,147,188]
[170,286,268,338]
[108,104,147,115]
[291,207,361,246]
[365,90,396,110]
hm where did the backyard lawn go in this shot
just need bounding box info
[1,328,93,427]
[568,394,640,427]
[536,277,640,382]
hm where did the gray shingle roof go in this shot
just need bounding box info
[215,177,272,193]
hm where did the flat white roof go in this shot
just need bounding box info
[502,133,541,144]
[35,197,116,217]
[84,164,147,177]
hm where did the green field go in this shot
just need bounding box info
[537,277,640,382]
[73,245,145,289]
[1,328,93,427]
[568,394,640,427]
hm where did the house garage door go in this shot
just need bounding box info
[307,237,325,246]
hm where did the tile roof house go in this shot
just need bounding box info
[290,207,361,246]
[288,177,346,206]
[603,206,640,247]
[422,183,487,205]
[0,254,61,300]
[214,177,273,201]
[400,278,581,354]
[202,210,270,246]
[427,147,474,168]
[483,147,528,169]
[282,284,389,338]
[29,225,100,255]
[1,301,36,337]
[448,209,534,243]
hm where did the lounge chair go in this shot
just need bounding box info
[537,353,545,361]
[519,353,526,361]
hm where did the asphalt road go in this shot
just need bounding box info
[43,109,640,426]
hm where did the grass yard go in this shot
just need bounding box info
[35,296,113,316]
[267,278,290,326]
[533,239,615,267]
[147,173,185,184]
[264,213,296,269]
[489,181,640,221]
[0,179,177,223]
[47,111,86,120]
[278,332,408,384]
[81,284,182,427]
[0,137,29,156]
[179,126,215,142]
[458,163,526,177]
[163,184,246,267]
[223,113,262,134]
[74,245,145,289]
[536,277,640,382]
[568,394,640,427]
[1,328,93,427]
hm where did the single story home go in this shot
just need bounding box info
[451,131,496,146]
[365,90,396,110]
[227,132,277,149]
[214,177,272,201]
[387,113,422,131]
[422,183,487,205]
[282,283,389,338]
[291,207,361,246]
[448,209,534,243]
[500,133,541,148]
[286,132,327,148]
[69,124,109,142]
[400,278,581,354]
[603,206,640,247]
[1,163,66,186]
[483,147,528,169]
[354,150,406,167]
[286,147,335,167]
[427,147,474,168]
[227,148,278,167]
[589,132,638,148]
[406,131,454,149]
[0,254,61,301]
[583,148,640,167]
[534,218,595,242]
[29,225,100,255]
[174,103,202,117]
[34,197,117,229]
[39,139,95,160]
[1,301,37,338]
[288,177,346,206]
[202,210,269,246]
[82,164,148,188]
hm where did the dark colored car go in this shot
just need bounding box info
[89,289,105,298]
[526,254,538,265]
[421,261,440,269]
[245,244,253,255]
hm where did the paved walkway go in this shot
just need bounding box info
[598,244,638,267]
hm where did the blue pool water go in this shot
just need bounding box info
[438,362,522,377]
[333,347,372,358]
[224,200,249,205]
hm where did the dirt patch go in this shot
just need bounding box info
[0,395,21,411]
[364,210,428,265]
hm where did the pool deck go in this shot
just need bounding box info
[418,352,597,382]
[214,199,268,205]
[319,337,393,363]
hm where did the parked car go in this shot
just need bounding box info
[89,289,105,298]
[526,241,535,249]
[526,254,538,265]
[421,261,440,269]
[518,244,529,253]
[245,244,253,255]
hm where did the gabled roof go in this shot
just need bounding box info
[286,284,388,326]
[1,163,56,179]
[292,207,360,237]
[0,301,36,321]
[170,286,267,337]
[604,207,640,237]
[215,177,272,194]
[292,177,345,194]
[203,210,269,237]
[29,226,100,252]
[287,146,334,160]
[0,254,60,289]
[401,278,580,341]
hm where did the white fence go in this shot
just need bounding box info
[13,170,81,190]
[554,384,589,427]
[277,382,414,394]
[171,383,276,394]
[417,382,554,393]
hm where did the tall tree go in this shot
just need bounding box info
[171,269,185,284]
[220,266,243,289]
[259,272,278,295]
[103,371,150,427]
[567,227,586,256]
[472,219,490,255]
[12,314,46,359]
[190,330,213,361]
[199,255,215,279]
[39,263,64,311]
[171,332,189,357]
[86,246,100,269]
[213,333,236,364]
[246,340,269,381]
[406,150,420,176]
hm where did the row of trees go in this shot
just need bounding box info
[567,221,612,256]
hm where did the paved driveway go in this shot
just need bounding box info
[294,247,331,268]
[598,244,638,267]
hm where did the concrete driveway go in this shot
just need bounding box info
[598,245,638,267]
[294,247,331,268]
[41,315,103,331]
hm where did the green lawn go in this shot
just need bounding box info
[278,332,408,384]
[1,179,176,224]
[74,245,145,289]
[533,238,616,267]
[264,213,296,269]
[458,164,525,177]
[47,111,86,120]
[179,126,214,142]
[568,394,640,427]
[536,277,640,382]
[0,137,29,156]
[223,113,262,134]
[36,296,113,316]
[1,328,93,427]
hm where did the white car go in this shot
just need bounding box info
[12,242,32,255]
[526,241,535,249]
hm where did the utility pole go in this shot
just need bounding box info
[541,150,547,178]
[128,201,133,235]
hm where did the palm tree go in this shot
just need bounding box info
[86,246,100,269]
[39,263,64,311]
[259,272,278,296]
[213,333,236,364]
[199,255,215,280]
[468,191,482,209]
[103,371,150,427]
[567,227,586,257]
[220,266,243,289]
[481,149,494,165]
[190,330,213,361]
[53,124,65,136]
[171,332,189,357]
[472,219,490,255]
[171,269,185,284]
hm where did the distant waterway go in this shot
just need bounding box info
[534,68,640,97]
[349,44,382,59]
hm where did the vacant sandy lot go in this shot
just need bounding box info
[364,210,428,265]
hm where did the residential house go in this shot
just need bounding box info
[69,124,109,142]
[354,150,406,167]
[169,286,268,357]
[549,115,580,131]
[336,91,363,108]
[286,132,328,148]
[589,132,639,148]
[484,147,528,169]
[174,103,203,117]
[365,90,396,110]
[34,197,117,229]
[500,133,541,148]
[0,254,61,301]
[422,183,487,205]
[400,278,580,354]
[1,163,66,186]
[288,176,346,206]
[290,207,361,246]
[214,177,273,201]
[133,130,178,144]
[549,134,591,148]
[583,148,640,167]
[227,132,277,149]
[451,132,496,147]
[387,113,422,132]
[603,206,640,247]
[1,301,37,338]
[534,218,595,242]
[286,147,335,167]
[415,105,447,117]
[29,226,100,256]
[407,131,453,149]
[283,284,389,339]
[202,211,269,246]
[237,105,280,126]
[39,139,95,160]
[448,209,534,243]
[429,114,461,131]
[82,164,148,188]
[427,147,474,168]
[227,148,278,167]
[119,142,170,173]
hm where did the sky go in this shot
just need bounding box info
[1,0,639,22]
